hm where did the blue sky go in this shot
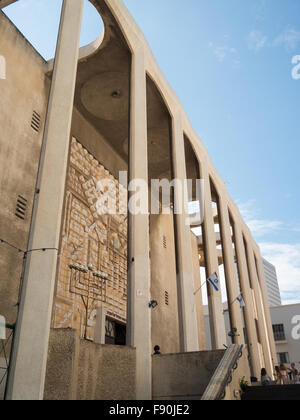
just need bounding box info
[3,0,300,305]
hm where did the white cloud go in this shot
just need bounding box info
[246,27,300,53]
[273,27,300,51]
[235,199,300,305]
[200,199,300,308]
[237,199,283,237]
[259,242,300,305]
[247,30,268,52]
[208,42,237,63]
[246,219,283,237]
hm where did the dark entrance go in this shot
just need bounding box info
[105,318,126,346]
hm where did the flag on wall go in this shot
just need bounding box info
[207,272,219,292]
[236,293,246,308]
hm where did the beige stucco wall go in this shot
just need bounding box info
[150,213,180,354]
[0,11,49,326]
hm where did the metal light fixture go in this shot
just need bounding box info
[228,328,240,338]
[111,90,121,99]
[149,300,158,309]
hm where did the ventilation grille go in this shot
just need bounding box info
[31,111,41,133]
[163,235,167,249]
[165,291,169,306]
[15,195,27,220]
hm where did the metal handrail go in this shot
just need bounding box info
[217,344,244,400]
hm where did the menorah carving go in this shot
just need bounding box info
[68,262,108,340]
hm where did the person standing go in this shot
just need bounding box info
[274,366,281,385]
[280,364,289,385]
[261,368,271,386]
[288,363,297,384]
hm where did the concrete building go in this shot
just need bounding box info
[0,0,276,400]
[270,304,300,371]
[205,303,300,374]
[262,258,282,307]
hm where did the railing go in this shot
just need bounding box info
[217,345,244,400]
[201,344,244,400]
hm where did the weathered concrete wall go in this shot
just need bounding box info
[43,329,79,400]
[191,233,206,351]
[150,213,180,354]
[0,11,49,325]
[44,329,136,400]
[152,350,225,400]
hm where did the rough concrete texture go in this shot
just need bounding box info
[44,329,136,400]
[44,329,79,400]
[152,350,225,400]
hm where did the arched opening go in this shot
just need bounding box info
[3,0,104,60]
[146,75,180,354]
[183,136,207,351]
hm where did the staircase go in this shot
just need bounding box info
[242,385,300,400]
[152,345,249,400]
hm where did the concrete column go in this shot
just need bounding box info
[126,49,152,400]
[5,0,84,400]
[191,233,206,350]
[255,252,277,372]
[94,306,107,345]
[200,162,227,349]
[218,197,244,345]
[171,113,199,353]
[246,241,273,376]
[233,223,261,378]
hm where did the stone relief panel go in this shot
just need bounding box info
[53,138,127,340]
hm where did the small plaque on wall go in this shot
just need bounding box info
[136,290,146,298]
[0,315,6,340]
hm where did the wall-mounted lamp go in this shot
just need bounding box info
[149,300,158,309]
[228,328,240,338]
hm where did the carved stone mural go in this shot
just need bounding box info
[53,138,127,340]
